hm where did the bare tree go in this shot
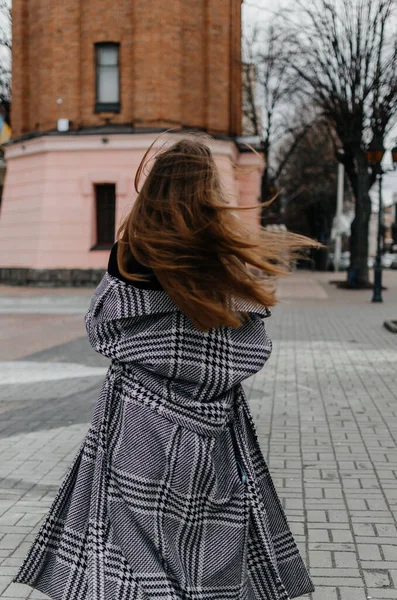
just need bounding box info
[243,24,294,169]
[278,116,339,268]
[242,23,313,221]
[283,0,397,287]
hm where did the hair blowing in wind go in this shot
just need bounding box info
[117,137,317,330]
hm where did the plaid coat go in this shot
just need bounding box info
[15,272,314,600]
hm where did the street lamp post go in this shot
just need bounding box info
[334,162,345,273]
[366,138,397,303]
[373,171,384,303]
[393,147,397,248]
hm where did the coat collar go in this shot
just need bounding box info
[93,272,270,321]
[107,242,163,291]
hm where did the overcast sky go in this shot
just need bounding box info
[242,0,293,28]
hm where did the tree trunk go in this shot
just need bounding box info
[349,204,371,285]
[260,141,269,226]
[344,153,371,287]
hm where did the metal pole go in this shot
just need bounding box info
[334,163,344,272]
[372,171,383,303]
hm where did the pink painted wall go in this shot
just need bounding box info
[0,134,263,270]
[237,153,263,231]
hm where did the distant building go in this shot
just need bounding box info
[0,0,263,284]
[383,205,396,251]
[0,102,11,212]
[242,63,262,136]
[368,204,396,256]
[0,103,11,146]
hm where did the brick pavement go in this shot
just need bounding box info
[0,272,397,599]
[0,289,91,361]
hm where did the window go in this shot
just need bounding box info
[95,43,120,113]
[93,184,116,250]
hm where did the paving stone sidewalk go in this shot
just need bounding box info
[0,272,397,599]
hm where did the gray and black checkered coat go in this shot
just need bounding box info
[15,273,314,600]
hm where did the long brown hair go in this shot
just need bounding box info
[117,135,317,330]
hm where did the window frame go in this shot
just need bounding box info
[90,183,116,251]
[95,42,121,114]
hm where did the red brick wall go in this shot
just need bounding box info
[182,0,206,130]
[12,0,242,137]
[11,0,28,137]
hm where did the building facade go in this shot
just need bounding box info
[0,0,262,281]
[242,63,262,137]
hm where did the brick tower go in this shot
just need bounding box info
[0,0,262,281]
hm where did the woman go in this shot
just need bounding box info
[15,137,315,599]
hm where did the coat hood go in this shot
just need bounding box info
[85,273,272,403]
[89,271,271,321]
